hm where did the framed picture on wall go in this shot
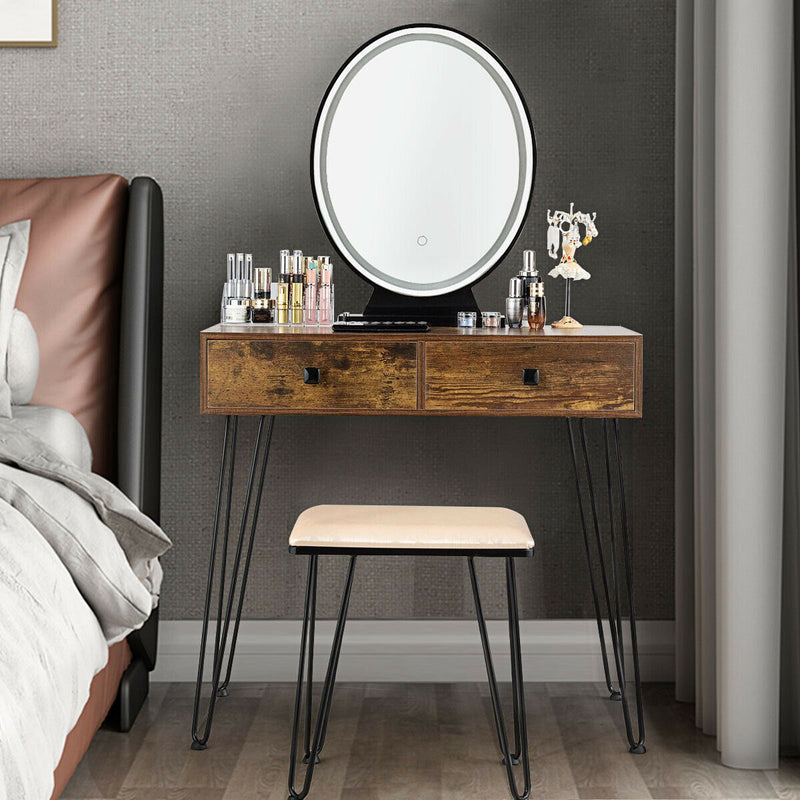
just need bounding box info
[0,0,57,47]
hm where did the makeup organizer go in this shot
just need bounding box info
[220,251,333,326]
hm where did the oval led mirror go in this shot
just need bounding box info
[311,25,535,321]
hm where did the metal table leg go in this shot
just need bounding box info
[190,414,275,750]
[566,418,646,754]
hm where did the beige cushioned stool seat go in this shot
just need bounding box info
[289,505,534,551]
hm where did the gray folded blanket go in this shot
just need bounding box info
[0,418,171,643]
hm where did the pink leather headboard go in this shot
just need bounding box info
[0,175,129,478]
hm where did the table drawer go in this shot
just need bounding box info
[205,339,418,412]
[424,340,639,415]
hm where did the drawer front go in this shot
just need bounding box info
[205,339,418,412]
[424,340,638,414]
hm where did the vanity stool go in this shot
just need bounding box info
[286,504,534,800]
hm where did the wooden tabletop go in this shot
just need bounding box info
[202,324,641,340]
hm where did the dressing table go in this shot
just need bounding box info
[200,324,641,417]
[192,323,646,753]
[191,24,648,761]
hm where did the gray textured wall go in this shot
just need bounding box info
[2,0,675,621]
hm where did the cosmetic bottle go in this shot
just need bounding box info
[457,311,477,328]
[223,297,251,323]
[318,256,334,325]
[245,253,254,310]
[290,251,305,325]
[252,267,272,323]
[220,252,234,323]
[221,252,254,323]
[304,258,318,324]
[518,250,538,328]
[505,276,524,328]
[528,276,546,330]
[236,252,251,300]
[276,249,291,325]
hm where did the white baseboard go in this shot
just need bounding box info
[151,619,674,683]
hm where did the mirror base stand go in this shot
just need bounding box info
[362,285,480,327]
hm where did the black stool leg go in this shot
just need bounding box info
[506,559,530,787]
[288,556,357,800]
[190,415,274,750]
[468,556,531,800]
[506,558,522,766]
[302,556,319,765]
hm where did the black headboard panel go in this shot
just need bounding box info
[117,176,163,525]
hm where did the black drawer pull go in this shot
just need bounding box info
[522,368,539,386]
[303,367,320,385]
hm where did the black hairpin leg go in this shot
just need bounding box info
[288,556,357,800]
[505,557,523,767]
[190,414,275,751]
[566,417,645,754]
[469,556,531,800]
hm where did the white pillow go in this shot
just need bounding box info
[11,405,92,472]
[7,309,39,405]
[0,221,31,418]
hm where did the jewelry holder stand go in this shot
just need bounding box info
[559,276,580,329]
[547,204,598,329]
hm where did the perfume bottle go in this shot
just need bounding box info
[304,258,318,324]
[519,250,537,328]
[318,256,334,325]
[252,267,272,323]
[528,277,546,330]
[290,250,304,325]
[276,249,291,325]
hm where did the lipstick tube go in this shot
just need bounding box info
[304,258,318,324]
[318,256,333,325]
[276,249,290,325]
[290,251,304,325]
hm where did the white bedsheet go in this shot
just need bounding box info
[0,418,171,799]
[0,501,108,800]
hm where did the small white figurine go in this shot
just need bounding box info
[546,204,598,328]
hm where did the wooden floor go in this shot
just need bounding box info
[63,682,800,800]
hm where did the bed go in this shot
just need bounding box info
[0,174,166,799]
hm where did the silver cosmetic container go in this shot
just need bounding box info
[506,276,524,328]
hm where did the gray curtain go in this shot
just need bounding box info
[674,0,798,769]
